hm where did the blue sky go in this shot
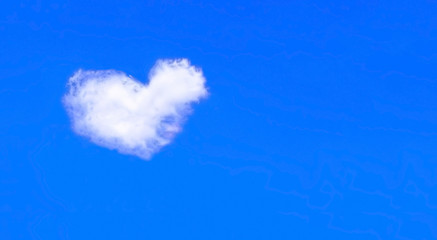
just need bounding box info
[1,0,437,239]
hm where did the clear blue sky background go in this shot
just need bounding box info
[1,0,437,239]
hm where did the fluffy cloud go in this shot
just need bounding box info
[63,59,208,159]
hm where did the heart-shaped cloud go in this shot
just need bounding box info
[63,59,208,159]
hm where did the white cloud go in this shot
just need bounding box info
[63,59,208,159]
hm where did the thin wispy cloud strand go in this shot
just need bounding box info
[63,59,208,159]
